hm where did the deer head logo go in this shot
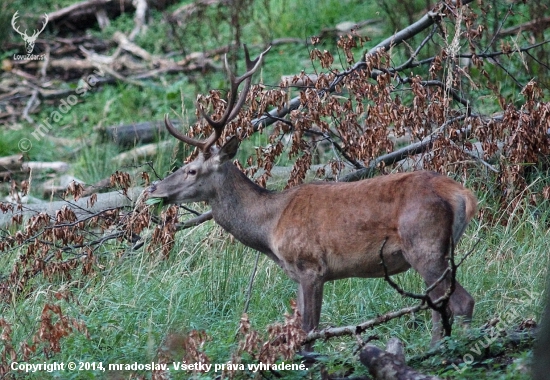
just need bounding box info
[11,11,49,54]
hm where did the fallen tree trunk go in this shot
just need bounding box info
[101,120,182,146]
[360,342,441,380]
[0,155,24,172]
[112,141,171,163]
[0,187,143,228]
[0,159,70,182]
[47,0,177,31]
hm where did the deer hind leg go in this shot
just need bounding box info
[297,280,324,352]
[427,273,474,345]
[398,202,475,345]
[399,229,474,345]
[401,250,475,345]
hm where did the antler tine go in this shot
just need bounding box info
[11,11,25,37]
[236,44,272,84]
[225,44,272,122]
[164,114,208,151]
[34,14,49,36]
[165,46,270,157]
[199,45,272,151]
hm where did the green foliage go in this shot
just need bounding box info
[0,0,16,51]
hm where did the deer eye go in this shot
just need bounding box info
[188,169,197,176]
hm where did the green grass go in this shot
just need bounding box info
[1,188,548,379]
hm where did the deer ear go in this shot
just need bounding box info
[217,136,240,162]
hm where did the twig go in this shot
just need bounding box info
[403,40,550,73]
[449,140,498,173]
[39,231,125,252]
[22,89,39,123]
[393,24,438,72]
[304,304,426,344]
[179,205,202,217]
[378,238,451,302]
[340,115,468,182]
[242,252,261,314]
[304,128,365,170]
[175,210,213,230]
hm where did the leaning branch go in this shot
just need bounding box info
[0,188,143,228]
[175,210,213,230]
[340,115,469,182]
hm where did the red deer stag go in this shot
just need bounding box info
[148,46,477,350]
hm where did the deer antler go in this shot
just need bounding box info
[11,11,26,38]
[165,45,271,155]
[11,12,48,39]
[31,14,49,39]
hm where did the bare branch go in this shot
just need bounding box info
[340,115,469,182]
[175,210,213,230]
[303,304,426,344]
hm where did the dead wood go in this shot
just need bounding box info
[47,0,134,30]
[0,157,69,181]
[112,31,157,62]
[101,119,182,146]
[41,175,86,198]
[304,305,426,345]
[0,155,24,172]
[385,337,406,363]
[22,57,99,72]
[317,19,383,40]
[172,0,229,20]
[175,210,213,230]
[280,74,318,88]
[81,177,114,197]
[497,16,550,37]
[47,0,176,32]
[0,187,143,228]
[340,118,471,182]
[360,344,442,380]
[112,141,171,164]
[129,0,148,39]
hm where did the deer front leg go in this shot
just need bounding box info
[297,280,324,352]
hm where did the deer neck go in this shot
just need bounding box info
[208,163,284,257]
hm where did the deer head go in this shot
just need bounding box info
[148,45,271,203]
[11,11,49,54]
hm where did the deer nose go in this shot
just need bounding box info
[148,183,157,193]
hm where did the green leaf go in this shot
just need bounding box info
[145,197,163,206]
